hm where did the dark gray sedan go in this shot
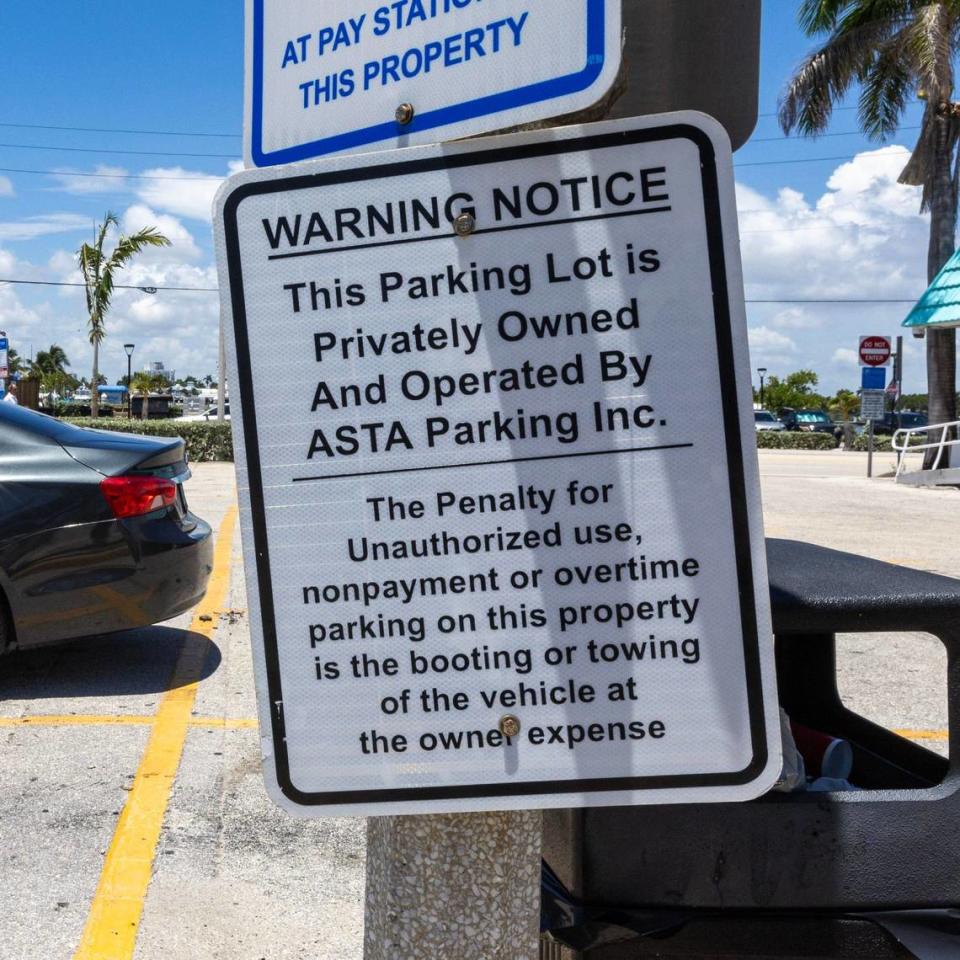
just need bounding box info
[0,405,213,653]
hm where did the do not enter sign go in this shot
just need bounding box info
[859,335,892,367]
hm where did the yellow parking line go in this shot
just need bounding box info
[0,715,154,727]
[72,505,237,960]
[894,728,950,742]
[0,714,259,731]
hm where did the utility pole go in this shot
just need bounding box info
[217,316,226,422]
[894,335,904,422]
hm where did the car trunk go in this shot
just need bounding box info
[59,429,187,478]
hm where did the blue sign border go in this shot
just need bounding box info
[251,0,607,166]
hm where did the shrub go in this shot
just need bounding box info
[61,419,233,462]
[755,430,837,450]
[850,433,925,453]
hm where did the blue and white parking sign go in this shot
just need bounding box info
[245,0,621,167]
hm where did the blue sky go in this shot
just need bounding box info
[0,2,938,394]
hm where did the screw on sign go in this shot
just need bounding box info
[859,336,892,367]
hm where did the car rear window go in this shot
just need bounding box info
[755,412,776,422]
[796,411,829,423]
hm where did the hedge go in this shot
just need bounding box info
[61,419,233,462]
[59,417,842,458]
[755,430,837,450]
[850,433,926,453]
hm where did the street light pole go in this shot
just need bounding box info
[124,343,135,419]
[757,367,767,408]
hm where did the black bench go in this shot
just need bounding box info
[546,539,960,959]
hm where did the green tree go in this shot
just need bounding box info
[30,344,70,377]
[758,369,828,411]
[831,388,859,421]
[6,347,21,375]
[130,371,168,420]
[28,345,77,399]
[780,1,959,465]
[78,213,170,418]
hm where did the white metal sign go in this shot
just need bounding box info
[244,0,621,167]
[861,389,886,421]
[215,114,780,815]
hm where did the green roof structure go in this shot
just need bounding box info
[903,248,960,329]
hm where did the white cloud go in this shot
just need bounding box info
[134,161,241,222]
[0,249,53,338]
[748,326,798,367]
[0,213,94,242]
[737,146,925,303]
[0,145,949,397]
[121,204,202,261]
[51,165,131,195]
[831,348,860,369]
[0,176,13,198]
[769,307,823,330]
[736,145,938,393]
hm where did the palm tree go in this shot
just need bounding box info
[780,1,959,466]
[78,213,170,417]
[6,347,21,376]
[130,371,168,420]
[31,344,70,377]
[832,388,859,422]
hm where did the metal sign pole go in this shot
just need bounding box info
[868,419,875,480]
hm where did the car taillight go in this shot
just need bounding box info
[100,475,177,519]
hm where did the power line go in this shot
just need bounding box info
[757,100,922,119]
[0,120,239,139]
[0,147,910,185]
[0,141,237,160]
[749,125,919,144]
[0,277,918,303]
[0,126,920,162]
[0,166,222,182]
[0,130,918,183]
[0,277,218,292]
[737,148,907,168]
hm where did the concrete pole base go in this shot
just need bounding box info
[365,811,542,960]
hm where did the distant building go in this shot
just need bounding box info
[144,360,175,382]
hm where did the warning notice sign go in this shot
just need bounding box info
[214,114,780,816]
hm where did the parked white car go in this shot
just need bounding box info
[754,410,785,432]
[177,404,230,422]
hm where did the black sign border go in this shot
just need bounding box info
[222,123,770,807]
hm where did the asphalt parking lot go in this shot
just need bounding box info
[0,451,955,960]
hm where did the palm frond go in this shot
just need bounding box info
[835,0,915,33]
[904,3,955,98]
[798,0,848,34]
[106,227,171,273]
[858,27,916,138]
[780,18,899,134]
